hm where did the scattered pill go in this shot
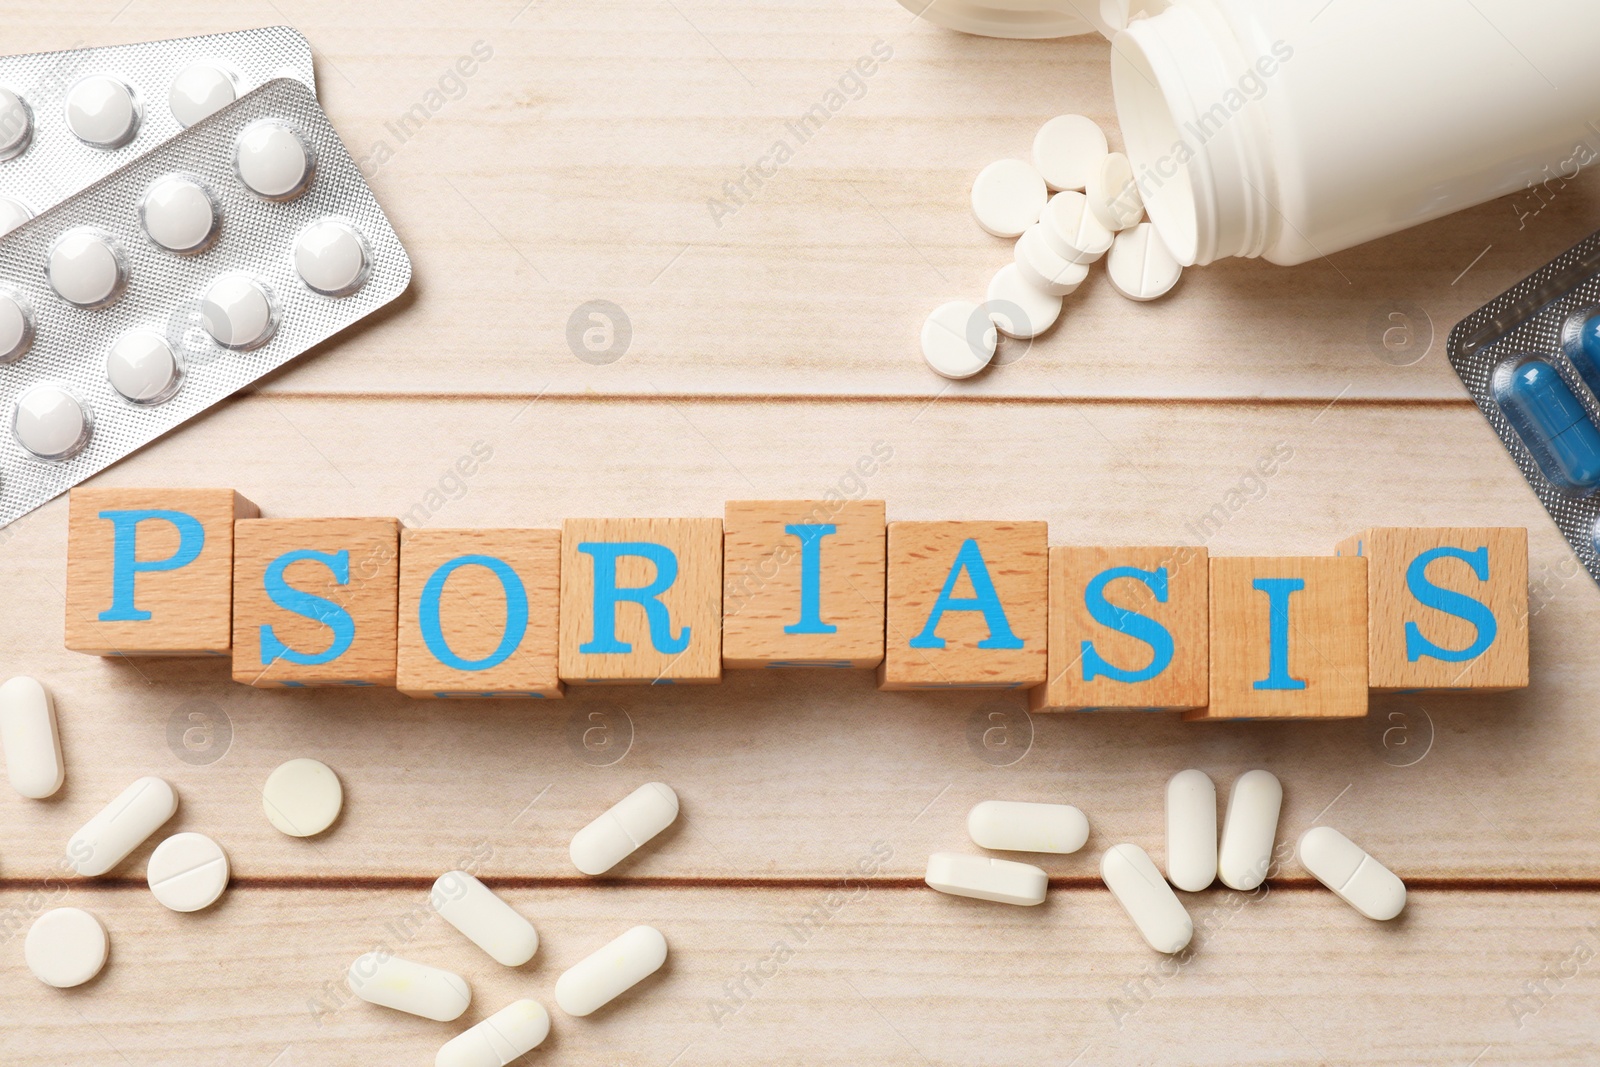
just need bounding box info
[570,782,679,876]
[970,158,1048,239]
[967,800,1088,854]
[554,925,668,1017]
[0,195,31,235]
[139,176,217,252]
[0,290,30,363]
[106,329,181,404]
[1014,223,1090,297]
[1086,151,1143,231]
[921,299,995,380]
[0,87,31,160]
[431,870,539,967]
[262,757,342,837]
[1494,359,1600,494]
[924,851,1048,906]
[0,676,64,799]
[13,384,92,460]
[986,262,1061,339]
[168,62,236,128]
[1106,222,1183,302]
[201,274,275,349]
[1218,769,1282,891]
[146,831,229,912]
[65,75,139,148]
[295,219,368,296]
[25,908,108,988]
[1164,769,1216,892]
[68,775,178,876]
[1032,114,1108,192]
[235,120,311,199]
[348,953,471,1022]
[1299,826,1406,921]
[1101,842,1193,954]
[46,228,125,308]
[1040,191,1114,264]
[437,999,551,1067]
[1564,311,1600,398]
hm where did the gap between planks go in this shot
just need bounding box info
[244,392,1479,408]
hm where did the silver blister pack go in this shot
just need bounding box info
[0,77,411,527]
[0,26,315,226]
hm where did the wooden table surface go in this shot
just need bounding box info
[4,2,1600,1064]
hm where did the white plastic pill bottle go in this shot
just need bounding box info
[900,0,1600,267]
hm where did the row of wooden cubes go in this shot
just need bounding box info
[62,489,1529,719]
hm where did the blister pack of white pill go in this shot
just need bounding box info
[0,27,316,233]
[0,76,411,527]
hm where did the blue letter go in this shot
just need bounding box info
[419,555,529,671]
[578,542,690,655]
[783,523,838,635]
[260,549,355,667]
[1404,546,1497,663]
[909,538,1023,650]
[97,509,205,622]
[1252,577,1306,691]
[1080,566,1175,684]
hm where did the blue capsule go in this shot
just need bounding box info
[1563,311,1600,399]
[1494,358,1600,494]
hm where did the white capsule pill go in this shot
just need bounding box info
[65,75,139,148]
[986,262,1061,339]
[437,999,551,1067]
[14,384,91,460]
[139,176,217,252]
[1087,151,1144,232]
[1032,114,1108,192]
[262,757,342,837]
[1041,191,1114,265]
[1299,826,1406,921]
[146,831,229,912]
[201,274,275,349]
[1014,224,1090,297]
[970,158,1048,239]
[107,329,181,404]
[1218,769,1282,891]
[1101,843,1193,954]
[0,290,31,363]
[1106,222,1183,302]
[347,953,471,1021]
[25,908,108,988]
[295,219,368,296]
[68,775,178,876]
[431,870,539,967]
[967,800,1088,854]
[921,299,995,380]
[0,676,63,799]
[0,195,32,235]
[235,120,311,199]
[0,87,32,160]
[570,782,679,875]
[168,62,236,128]
[1164,769,1216,892]
[924,851,1048,906]
[47,228,126,308]
[554,925,668,1017]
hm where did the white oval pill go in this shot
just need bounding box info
[921,299,995,380]
[967,800,1088,854]
[1014,224,1090,297]
[0,290,31,363]
[47,228,126,307]
[1040,191,1114,265]
[431,870,538,967]
[262,757,342,837]
[295,219,368,296]
[68,775,178,876]
[235,120,311,199]
[139,176,217,252]
[437,999,551,1067]
[971,158,1048,239]
[65,75,139,148]
[146,831,229,912]
[0,195,32,235]
[14,384,91,460]
[107,329,181,404]
[1101,842,1192,954]
[570,782,679,876]
[0,676,63,799]
[168,62,236,128]
[924,851,1048,906]
[1164,769,1216,892]
[25,908,108,988]
[201,274,275,349]
[1087,151,1143,232]
[0,87,32,160]
[1299,826,1406,921]
[1033,114,1108,192]
[1218,769,1282,891]
[986,262,1061,339]
[1107,222,1183,302]
[554,925,668,1017]
[347,953,471,1021]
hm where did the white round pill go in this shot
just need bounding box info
[921,299,996,380]
[1106,222,1183,302]
[263,758,342,837]
[0,195,32,235]
[65,75,139,148]
[1014,224,1090,297]
[25,908,108,987]
[1040,191,1114,265]
[986,262,1061,339]
[0,87,31,160]
[1087,151,1144,232]
[107,329,180,403]
[970,158,1048,239]
[295,220,368,296]
[147,831,230,912]
[139,176,217,252]
[0,290,33,363]
[1033,114,1109,192]
[168,62,236,128]
[201,274,275,349]
[13,385,91,460]
[46,228,126,308]
[235,121,311,199]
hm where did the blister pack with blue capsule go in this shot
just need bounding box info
[1449,231,1600,584]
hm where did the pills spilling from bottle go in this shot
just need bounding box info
[1106,222,1183,302]
[25,907,109,988]
[986,262,1061,340]
[146,831,230,912]
[924,851,1048,906]
[554,925,669,1016]
[432,870,539,967]
[920,299,995,379]
[970,158,1048,238]
[347,953,472,1021]
[1032,114,1107,192]
[569,781,679,876]
[262,757,342,837]
[0,675,64,799]
[68,775,178,876]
